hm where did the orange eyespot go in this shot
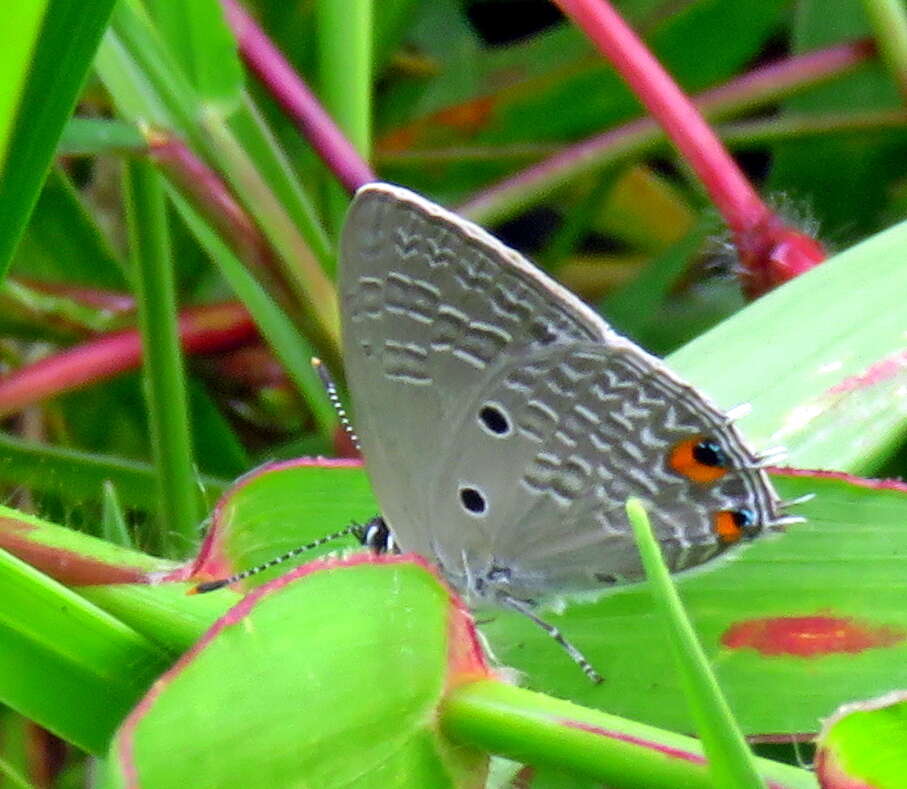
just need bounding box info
[714,511,744,543]
[668,436,728,483]
[714,509,757,544]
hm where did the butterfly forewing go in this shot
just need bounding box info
[341,184,610,562]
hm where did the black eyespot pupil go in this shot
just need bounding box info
[693,439,725,467]
[479,405,509,434]
[732,509,755,529]
[460,487,486,514]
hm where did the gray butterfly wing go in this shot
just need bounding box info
[428,342,781,599]
[340,183,781,601]
[340,183,612,561]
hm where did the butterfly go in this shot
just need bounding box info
[337,183,796,681]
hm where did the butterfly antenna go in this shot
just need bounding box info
[311,357,361,452]
[189,523,366,594]
[501,595,603,684]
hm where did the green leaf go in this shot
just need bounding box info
[0,0,118,276]
[443,680,815,788]
[146,0,243,109]
[816,689,907,788]
[482,472,907,735]
[670,217,907,471]
[0,546,170,754]
[104,558,488,788]
[0,3,48,168]
[11,167,127,289]
[189,459,377,589]
[58,117,145,156]
[125,158,201,554]
[627,499,765,789]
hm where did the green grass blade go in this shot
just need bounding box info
[0,0,118,276]
[168,190,336,439]
[0,3,48,168]
[11,167,127,288]
[101,480,133,548]
[124,159,201,555]
[58,117,145,156]
[0,753,32,789]
[0,431,227,511]
[146,0,243,108]
[0,548,170,754]
[317,0,373,239]
[626,499,765,789]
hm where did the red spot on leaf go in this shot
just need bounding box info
[722,615,905,657]
[829,350,907,395]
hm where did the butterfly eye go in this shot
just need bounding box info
[459,486,487,515]
[479,404,510,436]
[714,509,758,543]
[669,436,729,483]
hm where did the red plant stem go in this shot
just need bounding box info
[459,39,874,224]
[553,0,773,239]
[12,279,136,315]
[148,132,278,279]
[148,130,305,314]
[0,303,258,417]
[221,0,375,192]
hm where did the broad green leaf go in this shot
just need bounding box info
[483,472,907,735]
[184,457,907,736]
[104,557,489,788]
[189,458,377,588]
[816,690,907,788]
[670,217,907,472]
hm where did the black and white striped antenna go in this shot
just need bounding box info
[189,517,393,594]
[312,357,361,452]
[190,359,395,595]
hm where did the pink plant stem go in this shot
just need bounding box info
[459,40,874,224]
[221,0,375,192]
[0,303,257,417]
[148,132,275,279]
[553,0,772,240]
[12,279,136,315]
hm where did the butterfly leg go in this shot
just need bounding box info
[500,595,603,684]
